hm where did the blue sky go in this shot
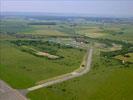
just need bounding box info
[1,0,133,17]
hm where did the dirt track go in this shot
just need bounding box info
[27,47,93,92]
[0,47,93,100]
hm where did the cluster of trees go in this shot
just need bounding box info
[99,39,133,58]
[26,16,72,21]
[83,36,133,66]
[28,22,56,25]
[20,47,41,57]
[11,40,74,55]
[11,40,57,54]
[11,40,66,59]
[85,36,133,48]
[101,48,133,58]
[11,40,43,46]
[100,29,124,36]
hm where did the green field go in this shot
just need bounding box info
[75,23,133,42]
[0,41,85,89]
[20,25,68,36]
[27,49,133,100]
[1,19,133,43]
[0,17,133,100]
[115,53,133,63]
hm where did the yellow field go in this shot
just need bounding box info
[115,53,133,63]
[23,29,67,36]
[77,27,107,38]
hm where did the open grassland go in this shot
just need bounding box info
[1,18,133,100]
[20,25,68,36]
[115,53,133,63]
[27,49,133,100]
[100,23,133,42]
[0,19,69,36]
[0,19,30,33]
[0,41,85,89]
[94,43,122,52]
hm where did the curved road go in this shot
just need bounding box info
[27,47,93,92]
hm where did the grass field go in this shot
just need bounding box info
[0,41,85,89]
[0,18,133,100]
[101,24,133,42]
[76,23,133,42]
[76,27,107,38]
[115,53,133,63]
[20,25,68,36]
[27,49,133,100]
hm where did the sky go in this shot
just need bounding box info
[1,0,133,17]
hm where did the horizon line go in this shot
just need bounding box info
[1,11,133,18]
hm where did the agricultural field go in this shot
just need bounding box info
[75,23,133,43]
[0,16,133,100]
[1,18,133,42]
[20,25,68,36]
[76,26,107,38]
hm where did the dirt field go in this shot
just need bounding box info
[36,52,59,59]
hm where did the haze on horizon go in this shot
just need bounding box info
[1,0,133,17]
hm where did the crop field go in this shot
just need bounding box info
[22,28,66,36]
[76,26,107,38]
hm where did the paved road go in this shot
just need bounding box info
[27,47,93,92]
[0,80,27,100]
